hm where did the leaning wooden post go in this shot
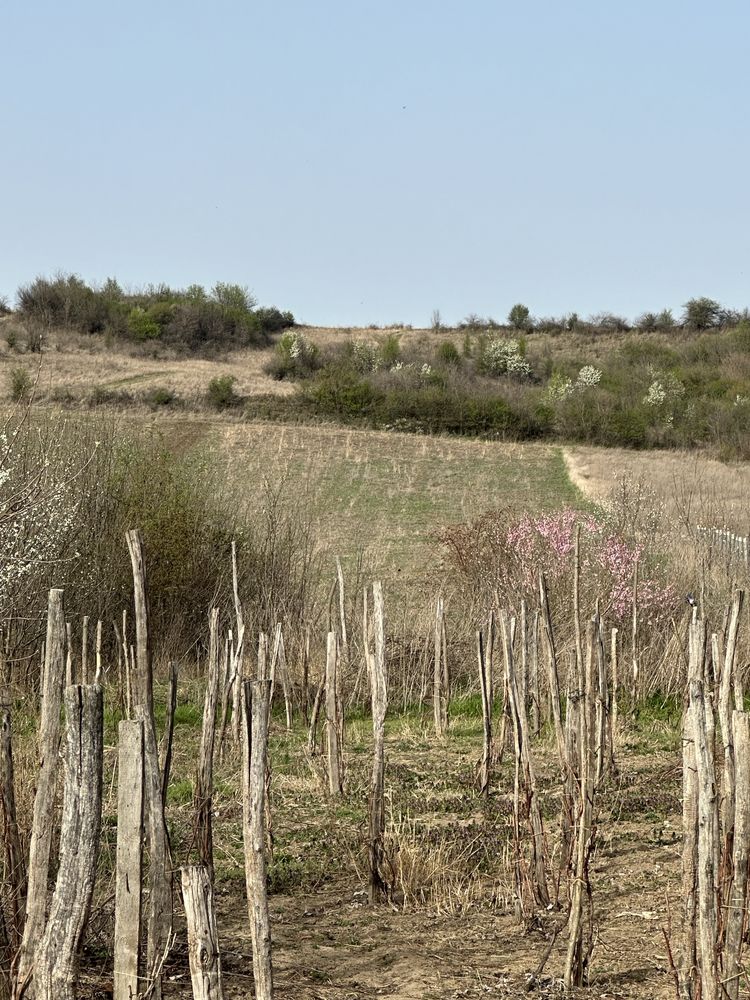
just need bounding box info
[114,720,144,1000]
[368,583,388,903]
[195,609,220,880]
[160,662,178,810]
[181,866,224,1000]
[16,589,66,991]
[34,685,104,1000]
[325,632,344,795]
[126,529,172,1000]
[241,681,273,1000]
[230,541,246,746]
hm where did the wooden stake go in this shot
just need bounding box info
[368,583,388,903]
[34,685,103,1000]
[724,710,750,1000]
[241,681,273,1000]
[196,609,220,880]
[181,866,224,1000]
[16,589,66,991]
[126,529,172,1000]
[477,630,492,797]
[114,720,144,1000]
[325,632,343,795]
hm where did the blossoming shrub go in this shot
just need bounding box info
[267,330,321,380]
[437,505,676,630]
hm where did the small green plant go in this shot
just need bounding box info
[380,333,401,367]
[206,374,239,410]
[8,367,31,402]
[145,386,177,408]
[6,328,17,350]
[436,341,461,367]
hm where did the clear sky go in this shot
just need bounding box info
[2,1,748,327]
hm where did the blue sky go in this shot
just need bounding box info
[2,1,748,326]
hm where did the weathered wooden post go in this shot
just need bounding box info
[564,619,597,991]
[230,541,246,746]
[691,629,718,1000]
[241,681,273,1000]
[325,632,344,795]
[160,662,178,809]
[16,588,66,991]
[539,572,565,766]
[181,866,224,1000]
[126,529,172,1000]
[477,630,492,797]
[680,619,703,999]
[368,583,388,903]
[114,720,144,1000]
[195,609,220,879]
[501,611,549,911]
[724,710,750,1000]
[80,616,89,684]
[433,596,449,736]
[34,685,103,1000]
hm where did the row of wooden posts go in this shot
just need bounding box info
[2,526,749,997]
[0,533,390,1000]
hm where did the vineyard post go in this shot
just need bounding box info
[114,719,144,1000]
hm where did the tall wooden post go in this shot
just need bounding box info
[16,589,66,992]
[241,681,273,1000]
[126,529,172,1000]
[114,720,144,1000]
[368,583,388,903]
[196,609,220,880]
[34,685,104,1000]
[325,633,343,795]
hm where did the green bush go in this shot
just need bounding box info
[266,331,321,380]
[206,375,240,410]
[380,333,401,367]
[127,308,162,341]
[15,273,294,356]
[144,386,178,408]
[436,341,461,366]
[8,367,31,402]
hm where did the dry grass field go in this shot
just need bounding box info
[2,328,748,1000]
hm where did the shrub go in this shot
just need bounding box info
[266,331,320,380]
[380,333,401,367]
[8,367,32,402]
[0,296,10,316]
[436,341,461,367]
[5,328,18,350]
[144,386,178,408]
[127,308,162,341]
[682,297,722,330]
[206,374,240,410]
[478,338,532,379]
[507,303,532,331]
[15,273,293,356]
